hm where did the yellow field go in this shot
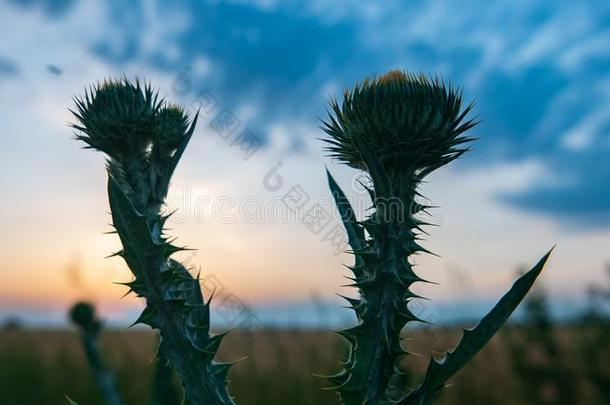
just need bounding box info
[0,326,608,404]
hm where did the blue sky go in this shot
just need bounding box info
[1,0,609,326]
[4,0,610,223]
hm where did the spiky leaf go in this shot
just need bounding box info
[403,249,553,404]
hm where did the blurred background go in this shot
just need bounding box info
[0,0,609,404]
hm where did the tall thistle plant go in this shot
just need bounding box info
[71,79,234,405]
[322,70,553,404]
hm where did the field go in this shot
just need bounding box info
[1,325,608,405]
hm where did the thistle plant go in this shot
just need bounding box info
[69,302,122,405]
[71,79,234,405]
[321,70,552,404]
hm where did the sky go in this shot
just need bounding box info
[1,0,609,328]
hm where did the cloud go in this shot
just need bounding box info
[0,56,19,77]
[7,0,77,17]
[2,0,609,229]
[87,0,383,132]
[504,149,610,227]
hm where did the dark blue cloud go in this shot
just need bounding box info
[0,57,19,77]
[476,66,569,157]
[7,0,76,17]
[504,149,610,226]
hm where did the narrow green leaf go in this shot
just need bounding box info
[326,169,365,253]
[404,248,554,403]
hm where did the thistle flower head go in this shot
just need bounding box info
[72,78,194,161]
[322,70,477,178]
[71,78,164,158]
[71,78,196,213]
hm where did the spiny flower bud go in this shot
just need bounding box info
[322,70,477,178]
[153,104,190,154]
[71,78,162,158]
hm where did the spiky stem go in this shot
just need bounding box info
[328,173,429,404]
[109,187,233,404]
